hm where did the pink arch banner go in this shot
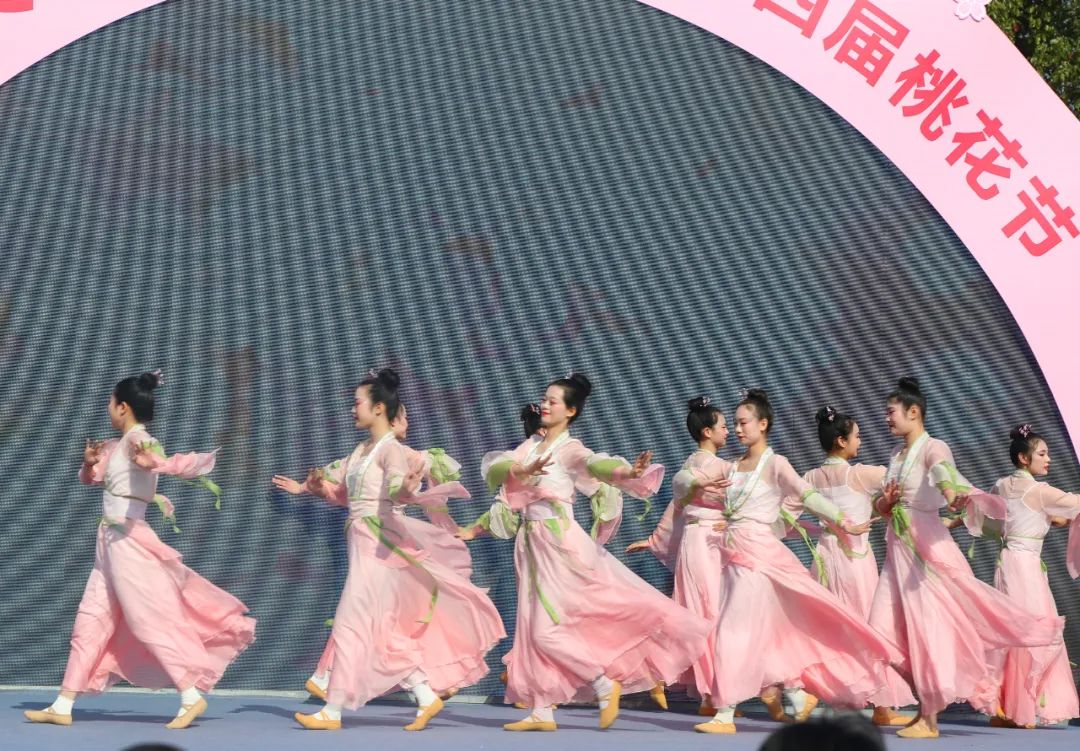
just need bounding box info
[0,0,167,86]
[3,0,1079,453]
[639,0,1080,456]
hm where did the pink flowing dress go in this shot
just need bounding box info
[482,431,710,709]
[644,449,730,701]
[313,444,485,678]
[62,424,255,694]
[982,470,1080,725]
[708,449,894,709]
[802,460,916,708]
[315,434,505,709]
[867,434,1065,716]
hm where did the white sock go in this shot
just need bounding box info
[50,695,74,715]
[321,703,342,721]
[591,675,613,708]
[177,687,202,716]
[784,688,807,715]
[309,671,329,691]
[530,706,555,723]
[400,667,428,690]
[410,682,438,711]
[711,706,736,724]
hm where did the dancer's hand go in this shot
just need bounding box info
[402,464,425,494]
[712,518,729,532]
[625,540,649,554]
[456,526,479,541]
[840,518,872,535]
[83,439,104,466]
[942,516,963,529]
[630,450,653,478]
[876,480,900,515]
[948,493,971,513]
[272,474,306,495]
[131,441,159,470]
[306,467,329,495]
[1050,516,1069,528]
[703,477,733,492]
[513,454,552,480]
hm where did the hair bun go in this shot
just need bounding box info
[687,395,712,411]
[1010,424,1033,441]
[897,376,921,394]
[138,371,161,391]
[815,406,835,425]
[567,372,592,398]
[375,368,401,391]
[745,387,769,402]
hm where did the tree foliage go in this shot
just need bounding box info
[987,0,1080,114]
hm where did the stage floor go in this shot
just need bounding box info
[5,689,1077,751]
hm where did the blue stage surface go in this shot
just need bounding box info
[5,689,1077,751]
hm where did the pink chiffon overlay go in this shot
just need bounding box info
[709,452,894,708]
[868,437,1065,717]
[484,433,711,708]
[645,449,730,700]
[803,462,916,708]
[983,472,1080,725]
[312,436,504,709]
[63,426,254,693]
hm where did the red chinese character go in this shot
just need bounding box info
[889,50,969,141]
[1002,177,1079,257]
[946,110,1027,199]
[753,0,830,37]
[822,0,909,86]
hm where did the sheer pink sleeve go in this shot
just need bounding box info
[401,444,430,480]
[578,443,665,500]
[142,448,219,479]
[1030,485,1080,579]
[382,440,413,504]
[1025,482,1080,520]
[319,480,348,507]
[645,500,683,571]
[299,455,350,506]
[961,489,1008,536]
[674,455,731,507]
[771,456,843,524]
[401,445,472,531]
[924,439,955,468]
[79,439,118,484]
[481,439,535,492]
[851,464,887,496]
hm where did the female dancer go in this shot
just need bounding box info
[626,396,733,715]
[271,369,504,731]
[802,406,914,725]
[696,389,895,735]
[980,425,1079,728]
[464,373,710,731]
[24,371,255,729]
[298,402,483,701]
[868,378,1065,739]
[473,400,643,706]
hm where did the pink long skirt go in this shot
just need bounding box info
[868,507,1065,716]
[813,532,916,707]
[503,518,711,709]
[62,520,255,693]
[323,513,505,709]
[669,520,724,700]
[990,548,1078,725]
[710,521,893,708]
